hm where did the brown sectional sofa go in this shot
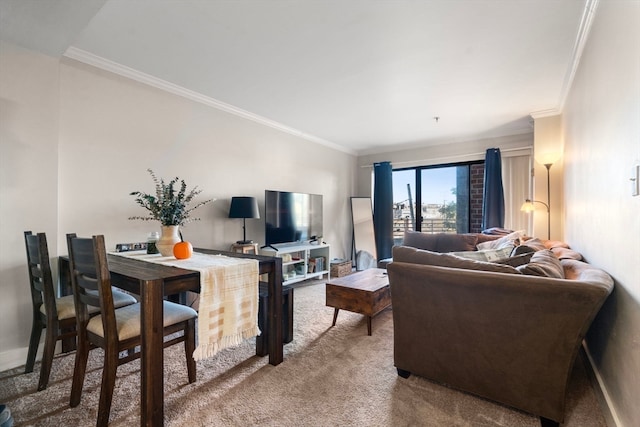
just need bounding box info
[387,231,614,426]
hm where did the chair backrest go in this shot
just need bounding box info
[66,234,117,340]
[24,231,58,322]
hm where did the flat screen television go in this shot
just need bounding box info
[264,190,323,247]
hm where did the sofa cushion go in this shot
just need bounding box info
[402,231,439,250]
[481,227,516,236]
[403,231,480,252]
[494,252,535,267]
[562,259,613,283]
[519,237,547,252]
[475,233,503,245]
[436,234,481,252]
[450,247,513,262]
[392,246,522,274]
[544,240,571,250]
[510,244,536,257]
[551,247,583,260]
[516,249,565,278]
[476,230,524,251]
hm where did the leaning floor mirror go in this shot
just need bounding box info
[350,197,377,270]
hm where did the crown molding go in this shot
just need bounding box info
[63,47,355,155]
[557,0,600,110]
[530,0,599,119]
[530,109,562,119]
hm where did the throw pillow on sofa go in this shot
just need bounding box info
[551,247,583,260]
[510,244,536,257]
[494,252,535,267]
[518,237,547,252]
[476,230,524,251]
[392,246,522,275]
[449,246,513,262]
[516,249,565,279]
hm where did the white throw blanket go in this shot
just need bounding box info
[110,251,260,360]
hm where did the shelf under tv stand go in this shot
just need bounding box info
[260,242,330,285]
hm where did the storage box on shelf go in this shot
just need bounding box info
[260,242,330,285]
[330,259,352,277]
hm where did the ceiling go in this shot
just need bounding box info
[0,0,592,155]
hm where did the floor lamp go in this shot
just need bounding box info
[521,162,552,240]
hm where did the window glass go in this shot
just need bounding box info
[393,163,478,237]
[421,167,458,233]
[392,169,416,244]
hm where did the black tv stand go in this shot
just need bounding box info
[261,244,279,251]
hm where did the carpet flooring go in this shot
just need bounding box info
[0,281,607,426]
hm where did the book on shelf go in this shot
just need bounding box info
[308,256,325,272]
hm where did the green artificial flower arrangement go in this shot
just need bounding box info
[129,169,214,226]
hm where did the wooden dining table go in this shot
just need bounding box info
[59,248,283,426]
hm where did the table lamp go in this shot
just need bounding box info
[228,196,260,244]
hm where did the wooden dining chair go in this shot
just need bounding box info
[23,231,137,391]
[24,231,136,391]
[66,234,197,426]
[24,231,76,391]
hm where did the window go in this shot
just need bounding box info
[392,162,483,243]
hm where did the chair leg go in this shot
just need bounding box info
[97,346,119,427]
[397,368,411,378]
[540,417,560,427]
[184,319,196,383]
[25,316,43,374]
[70,334,90,407]
[37,323,58,391]
[60,325,77,353]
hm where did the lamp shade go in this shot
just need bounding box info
[520,200,536,212]
[228,196,260,219]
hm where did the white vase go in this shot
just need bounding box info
[157,225,180,256]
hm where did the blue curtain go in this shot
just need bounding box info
[373,161,393,260]
[482,148,505,230]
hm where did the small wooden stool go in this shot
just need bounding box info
[230,242,259,254]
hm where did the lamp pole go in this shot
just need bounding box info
[544,163,552,240]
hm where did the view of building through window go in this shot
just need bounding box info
[392,163,481,244]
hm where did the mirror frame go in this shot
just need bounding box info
[350,197,377,266]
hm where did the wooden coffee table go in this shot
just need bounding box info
[326,267,391,335]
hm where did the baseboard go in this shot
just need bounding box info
[0,346,32,372]
[0,339,53,373]
[580,343,622,427]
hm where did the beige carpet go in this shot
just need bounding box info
[1,281,606,426]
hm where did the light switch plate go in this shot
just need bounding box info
[632,164,640,196]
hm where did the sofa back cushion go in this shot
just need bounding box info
[449,247,514,262]
[518,237,547,252]
[562,259,614,284]
[476,230,524,251]
[516,249,565,278]
[392,246,522,274]
[402,231,490,252]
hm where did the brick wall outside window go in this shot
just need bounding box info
[469,164,485,233]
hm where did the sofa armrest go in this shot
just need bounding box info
[386,262,613,422]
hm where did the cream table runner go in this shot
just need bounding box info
[110,251,260,360]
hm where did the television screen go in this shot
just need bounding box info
[265,190,323,246]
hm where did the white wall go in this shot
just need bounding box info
[532,115,564,240]
[562,1,640,426]
[56,58,356,256]
[0,42,60,368]
[0,45,357,370]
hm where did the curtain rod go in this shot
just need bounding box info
[362,146,532,168]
